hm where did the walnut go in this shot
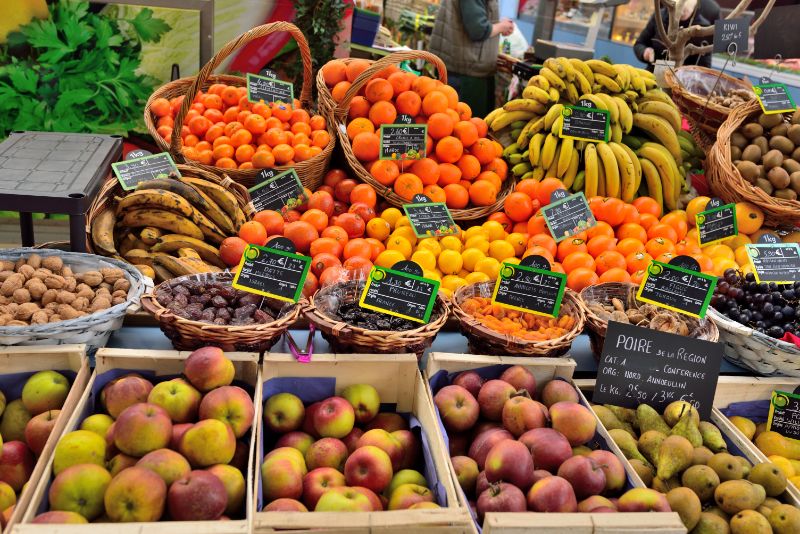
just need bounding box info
[90,297,112,312]
[6,320,27,326]
[99,282,113,292]
[95,287,111,297]
[61,266,73,278]
[113,278,131,293]
[12,288,30,304]
[81,271,103,287]
[0,297,9,306]
[14,258,26,271]
[15,302,40,321]
[57,304,80,320]
[41,289,59,306]
[1,274,25,296]
[49,314,61,323]
[43,275,65,290]
[33,268,52,280]
[56,291,76,305]
[112,296,126,306]
[112,290,127,300]
[0,271,15,283]
[31,310,48,324]
[75,285,94,300]
[45,302,59,311]
[5,303,18,315]
[17,264,34,280]
[25,278,47,300]
[0,261,14,271]
[27,254,42,269]
[101,268,124,284]
[71,297,89,312]
[0,313,12,326]
[41,256,62,273]
[63,277,77,292]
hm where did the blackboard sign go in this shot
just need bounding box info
[560,105,609,143]
[112,152,180,191]
[754,83,796,114]
[768,390,800,441]
[246,73,294,104]
[257,168,278,182]
[541,191,597,242]
[745,243,800,284]
[637,260,717,318]
[714,18,749,54]
[696,202,737,246]
[396,114,414,125]
[403,199,457,238]
[248,169,306,214]
[232,244,311,302]
[593,321,723,419]
[125,149,152,160]
[512,62,537,81]
[359,266,439,323]
[491,261,567,317]
[380,124,427,161]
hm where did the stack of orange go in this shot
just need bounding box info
[150,83,330,170]
[321,59,508,208]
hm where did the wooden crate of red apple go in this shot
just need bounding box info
[0,345,90,534]
[13,347,260,533]
[254,353,473,533]
[424,353,686,534]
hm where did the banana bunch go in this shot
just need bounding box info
[487,57,699,213]
[91,173,246,282]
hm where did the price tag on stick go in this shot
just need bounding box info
[248,169,306,214]
[246,73,294,104]
[380,124,427,161]
[232,240,311,303]
[560,102,609,143]
[754,83,796,114]
[112,152,180,191]
[541,191,597,242]
[359,263,439,323]
[768,390,800,441]
[696,200,738,247]
[714,18,749,54]
[403,194,458,238]
[745,242,800,284]
[637,259,717,318]
[592,321,723,419]
[491,255,567,318]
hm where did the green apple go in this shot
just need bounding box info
[48,463,111,520]
[314,486,373,511]
[0,481,15,512]
[341,384,380,424]
[147,378,201,423]
[80,414,114,438]
[22,371,69,415]
[386,469,427,497]
[53,430,106,475]
[0,400,30,442]
[206,464,246,516]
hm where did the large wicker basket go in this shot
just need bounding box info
[144,22,334,190]
[707,99,800,227]
[304,279,448,358]
[451,281,585,357]
[707,307,800,376]
[579,282,719,361]
[0,249,148,353]
[331,51,514,221]
[140,272,301,352]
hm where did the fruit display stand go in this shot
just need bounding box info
[253,353,473,533]
[424,353,685,534]
[0,345,90,534]
[14,348,261,534]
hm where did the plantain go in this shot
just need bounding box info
[177,248,201,259]
[120,209,205,241]
[152,263,176,283]
[139,227,163,246]
[91,209,117,257]
[180,177,240,232]
[180,256,222,274]
[134,264,155,279]
[151,234,226,268]
[153,254,201,277]
[118,233,147,257]
[123,249,155,267]
[135,177,212,210]
[115,189,195,219]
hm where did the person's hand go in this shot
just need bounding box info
[643,47,655,63]
[498,18,514,36]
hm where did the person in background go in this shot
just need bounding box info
[699,0,720,23]
[634,0,712,70]
[429,0,514,117]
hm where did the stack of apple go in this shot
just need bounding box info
[432,366,672,522]
[29,347,254,524]
[0,371,73,525]
[261,384,439,512]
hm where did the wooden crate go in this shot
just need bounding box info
[0,345,90,534]
[13,348,261,534]
[253,353,473,533]
[425,353,686,534]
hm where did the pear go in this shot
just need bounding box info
[629,458,654,486]
[638,430,666,466]
[593,405,636,436]
[663,400,699,427]
[652,476,680,493]
[707,453,745,482]
[637,404,671,434]
[693,446,714,465]
[604,404,637,426]
[609,428,652,468]
[0,399,31,442]
[656,435,694,480]
[748,462,787,497]
[729,416,756,440]
[671,409,703,447]
[699,421,727,453]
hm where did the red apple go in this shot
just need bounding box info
[468,428,513,470]
[453,371,483,398]
[168,470,227,520]
[101,374,153,419]
[540,380,579,407]
[103,466,165,522]
[365,413,408,433]
[387,483,434,510]
[448,432,469,457]
[264,393,305,434]
[391,430,420,470]
[617,488,671,512]
[499,366,536,398]
[501,396,546,437]
[519,428,572,473]
[485,440,535,491]
[0,441,34,491]
[302,467,345,509]
[183,346,234,392]
[276,431,315,456]
[31,511,88,524]
[264,498,308,512]
[313,397,355,439]
[476,482,526,522]
[588,450,626,492]
[476,471,489,496]
[452,456,479,495]
[434,385,479,432]
[556,456,606,499]
[344,445,393,494]
[351,486,383,511]
[170,423,192,450]
[230,441,249,472]
[341,384,380,424]
[24,409,60,456]
[199,385,255,438]
[305,438,348,471]
[578,495,617,513]
[526,475,578,512]
[342,428,364,454]
[532,470,552,484]
[356,429,403,471]
[147,378,201,423]
[477,380,516,421]
[550,402,596,446]
[471,422,502,438]
[114,403,172,457]
[262,455,304,502]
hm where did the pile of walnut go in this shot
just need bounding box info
[586,297,705,337]
[708,88,754,109]
[0,254,130,326]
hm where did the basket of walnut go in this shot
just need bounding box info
[0,248,148,353]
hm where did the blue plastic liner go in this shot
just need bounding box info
[351,8,381,47]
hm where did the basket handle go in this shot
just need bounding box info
[332,51,448,121]
[170,22,314,154]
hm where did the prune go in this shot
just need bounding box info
[213,317,228,325]
[238,293,261,307]
[219,286,237,299]
[332,302,417,331]
[231,316,255,326]
[254,308,273,323]
[216,307,231,321]
[201,308,216,322]
[156,291,172,307]
[173,284,190,296]
[234,304,257,319]
[173,293,189,307]
[211,295,228,308]
[198,293,212,305]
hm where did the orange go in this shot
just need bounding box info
[322,225,349,245]
[686,196,711,227]
[151,98,171,117]
[527,212,548,236]
[272,102,292,122]
[311,130,330,148]
[188,116,211,137]
[352,132,380,162]
[655,252,676,264]
[645,237,676,257]
[562,252,596,273]
[456,154,481,181]
[735,202,764,234]
[557,238,588,262]
[368,101,397,127]
[291,121,312,137]
[394,173,424,201]
[203,109,223,124]
[691,253,714,273]
[346,59,370,82]
[599,267,631,283]
[423,185,447,203]
[616,223,648,243]
[438,163,462,186]
[534,177,565,207]
[595,250,627,274]
[527,234,557,258]
[488,212,514,233]
[251,150,275,169]
[331,81,352,103]
[322,59,348,86]
[515,179,538,198]
[212,144,235,161]
[621,204,641,225]
[308,191,335,217]
[661,212,688,241]
[427,112,455,139]
[457,102,472,121]
[310,238,344,259]
[675,239,701,255]
[504,192,534,222]
[470,138,496,165]
[625,251,653,273]
[435,136,463,164]
[630,269,646,284]
[284,221,319,254]
[219,237,248,266]
[388,71,413,94]
[595,198,625,227]
[238,221,268,246]
[412,76,437,97]
[365,238,386,260]
[422,91,449,115]
[230,128,253,148]
[469,180,497,206]
[476,171,502,192]
[616,237,646,257]
[443,184,469,209]
[411,158,440,186]
[639,213,659,231]
[347,117,375,140]
[201,93,223,110]
[310,115,326,131]
[350,184,377,207]
[587,235,618,257]
[567,268,599,292]
[632,197,662,217]
[586,221,615,240]
[370,159,400,186]
[348,96,370,120]
[300,209,329,233]
[647,223,678,242]
[483,158,508,180]
[234,144,255,163]
[365,78,393,103]
[244,113,267,135]
[396,91,422,116]
[344,238,373,260]
[272,144,295,164]
[453,121,479,148]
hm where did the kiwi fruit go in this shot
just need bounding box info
[742,122,765,139]
[793,146,800,161]
[736,161,760,184]
[731,132,749,149]
[791,171,800,193]
[770,123,789,137]
[768,166,791,189]
[788,124,800,146]
[742,145,763,163]
[753,136,770,156]
[731,146,743,161]
[783,159,800,174]
[763,149,784,170]
[759,164,766,179]
[759,113,784,129]
[793,109,800,124]
[756,178,775,195]
[769,135,795,155]
[775,188,798,200]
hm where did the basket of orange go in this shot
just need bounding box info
[319,51,514,221]
[451,280,585,357]
[144,22,334,189]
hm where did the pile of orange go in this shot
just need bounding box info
[321,59,508,208]
[150,83,330,170]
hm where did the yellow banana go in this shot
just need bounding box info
[139,227,163,246]
[551,115,564,136]
[639,143,679,210]
[574,70,592,95]
[635,67,656,80]
[484,107,504,125]
[612,63,630,91]
[548,87,561,102]
[541,133,559,170]
[594,93,619,125]
[151,234,226,268]
[532,167,545,181]
[639,158,664,213]
[619,143,643,196]
[544,58,567,79]
[596,142,621,198]
[529,133,546,166]
[562,148,580,189]
[641,89,676,107]
[595,73,622,93]
[528,75,550,91]
[545,144,561,179]
[519,117,545,146]
[569,58,594,84]
[577,94,608,114]
[585,59,617,78]
[557,137,574,178]
[544,104,564,131]
[572,170,585,192]
[612,96,633,133]
[609,142,636,203]
[539,67,567,91]
[637,101,682,133]
[119,209,205,241]
[522,85,551,104]
[91,209,117,257]
[584,144,599,197]
[491,110,537,131]
[597,160,606,197]
[565,82,579,104]
[504,99,547,115]
[557,57,576,82]
[115,189,195,219]
[629,69,647,94]
[632,113,682,163]
[610,123,623,143]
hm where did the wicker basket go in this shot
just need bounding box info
[579,282,719,361]
[707,307,800,376]
[140,272,301,352]
[144,22,334,190]
[707,99,800,227]
[0,249,148,353]
[304,279,448,358]
[451,281,585,357]
[330,51,514,221]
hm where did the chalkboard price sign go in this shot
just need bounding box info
[560,105,609,143]
[246,73,294,104]
[745,242,800,284]
[491,261,567,317]
[637,260,717,318]
[112,152,180,191]
[541,191,597,242]
[248,169,306,214]
[696,202,738,246]
[754,83,797,114]
[380,124,427,161]
[403,199,457,238]
[768,390,800,441]
[232,244,311,302]
[359,266,439,323]
[593,321,723,419]
[714,18,749,54]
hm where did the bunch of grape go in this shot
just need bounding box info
[711,269,800,339]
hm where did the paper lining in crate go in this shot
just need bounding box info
[14,348,261,534]
[253,353,472,533]
[424,353,685,534]
[0,345,90,534]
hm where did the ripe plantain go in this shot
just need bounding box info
[115,189,195,219]
[150,235,226,268]
[120,209,205,241]
[134,264,155,279]
[139,227,163,246]
[91,209,117,257]
[179,177,239,233]
[123,249,155,267]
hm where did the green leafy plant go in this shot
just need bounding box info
[0,0,170,139]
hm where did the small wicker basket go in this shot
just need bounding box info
[0,249,148,353]
[707,99,800,227]
[451,281,585,357]
[304,279,448,358]
[144,22,334,190]
[140,272,301,352]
